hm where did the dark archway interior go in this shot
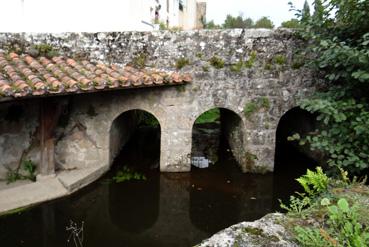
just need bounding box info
[109,110,161,232]
[191,108,243,170]
[273,107,318,205]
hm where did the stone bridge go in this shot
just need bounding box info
[0,29,316,185]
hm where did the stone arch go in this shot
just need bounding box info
[109,108,162,167]
[274,106,318,173]
[190,106,247,171]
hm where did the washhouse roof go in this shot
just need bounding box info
[0,52,191,101]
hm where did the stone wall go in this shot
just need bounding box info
[0,29,317,177]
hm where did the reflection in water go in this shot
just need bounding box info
[0,121,307,247]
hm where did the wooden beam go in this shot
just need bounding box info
[39,99,62,176]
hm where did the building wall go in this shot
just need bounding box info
[0,0,203,32]
[0,29,317,178]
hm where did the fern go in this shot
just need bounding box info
[296,167,329,197]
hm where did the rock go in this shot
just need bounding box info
[196,213,297,247]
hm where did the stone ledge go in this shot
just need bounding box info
[0,165,108,216]
[197,213,297,247]
[57,166,109,192]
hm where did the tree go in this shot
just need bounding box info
[281,18,301,28]
[291,0,369,174]
[222,14,254,29]
[254,17,274,29]
[205,20,221,29]
[312,0,324,22]
[301,0,311,22]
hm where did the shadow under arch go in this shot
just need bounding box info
[273,106,318,207]
[108,109,160,233]
[190,107,245,233]
[190,107,245,170]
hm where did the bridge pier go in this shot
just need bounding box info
[160,123,192,172]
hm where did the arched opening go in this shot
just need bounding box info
[190,108,245,233]
[273,107,318,205]
[191,108,244,170]
[108,109,160,233]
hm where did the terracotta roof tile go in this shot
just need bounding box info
[0,52,191,100]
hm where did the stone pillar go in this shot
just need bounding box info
[160,127,192,172]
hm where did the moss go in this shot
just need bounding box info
[245,151,258,170]
[209,56,225,69]
[273,54,287,65]
[259,97,270,109]
[196,52,204,59]
[243,226,264,235]
[264,63,273,70]
[245,51,257,68]
[230,60,244,72]
[175,57,190,70]
[244,97,270,119]
[32,44,59,58]
[202,65,210,72]
[131,53,148,69]
[244,102,259,118]
[0,206,30,217]
[242,226,280,244]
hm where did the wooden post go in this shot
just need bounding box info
[40,99,61,176]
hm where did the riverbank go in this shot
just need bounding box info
[198,171,369,246]
[0,165,107,216]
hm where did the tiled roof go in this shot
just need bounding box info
[0,52,191,100]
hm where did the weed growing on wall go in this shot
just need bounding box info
[244,97,270,118]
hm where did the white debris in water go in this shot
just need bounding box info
[192,156,209,168]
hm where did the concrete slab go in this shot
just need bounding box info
[0,177,68,215]
[0,166,109,216]
[57,166,109,192]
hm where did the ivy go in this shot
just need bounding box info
[290,0,369,174]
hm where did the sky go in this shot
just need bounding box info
[205,0,312,27]
[0,0,312,32]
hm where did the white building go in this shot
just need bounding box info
[0,0,206,32]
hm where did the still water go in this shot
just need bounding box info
[0,125,309,247]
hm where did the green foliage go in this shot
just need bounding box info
[279,167,328,215]
[209,56,225,69]
[204,20,221,29]
[175,57,190,70]
[301,0,311,23]
[245,51,257,68]
[195,108,220,124]
[202,65,209,72]
[6,159,37,184]
[254,17,274,29]
[113,166,146,183]
[32,44,59,58]
[230,60,244,72]
[279,195,311,215]
[23,159,36,182]
[230,51,257,72]
[131,53,148,69]
[244,97,270,118]
[281,18,301,29]
[273,54,287,65]
[294,198,369,247]
[289,0,369,174]
[297,96,369,173]
[296,167,329,197]
[136,111,159,127]
[222,14,254,29]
